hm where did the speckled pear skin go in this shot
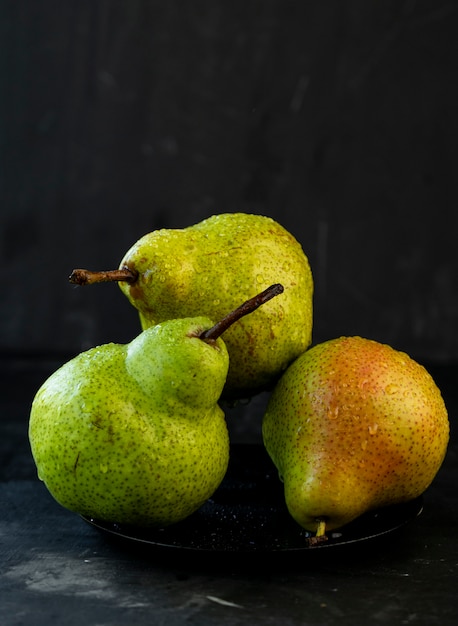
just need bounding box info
[28,317,230,527]
[117,213,313,397]
[262,336,450,533]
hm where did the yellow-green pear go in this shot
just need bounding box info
[70,213,313,397]
[262,336,449,536]
[30,285,283,527]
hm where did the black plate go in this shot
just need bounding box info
[82,444,423,553]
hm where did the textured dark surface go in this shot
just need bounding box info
[1,1,458,362]
[1,357,457,625]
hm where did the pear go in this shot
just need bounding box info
[69,213,313,397]
[262,336,449,537]
[29,284,283,527]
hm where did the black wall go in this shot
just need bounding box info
[1,1,457,363]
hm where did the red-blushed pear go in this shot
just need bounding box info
[262,336,449,540]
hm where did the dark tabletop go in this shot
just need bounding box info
[1,356,457,626]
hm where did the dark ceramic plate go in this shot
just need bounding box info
[82,444,423,553]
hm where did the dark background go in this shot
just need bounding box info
[2,7,458,622]
[1,0,457,364]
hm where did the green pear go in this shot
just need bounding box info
[69,213,313,397]
[262,336,449,537]
[29,284,284,527]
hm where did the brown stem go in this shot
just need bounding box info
[69,267,138,286]
[199,283,284,342]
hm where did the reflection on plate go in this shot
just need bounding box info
[82,444,423,553]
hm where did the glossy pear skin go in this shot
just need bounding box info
[118,213,313,396]
[262,336,449,533]
[29,318,230,527]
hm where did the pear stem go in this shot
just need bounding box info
[199,283,284,343]
[69,267,138,285]
[315,519,327,538]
